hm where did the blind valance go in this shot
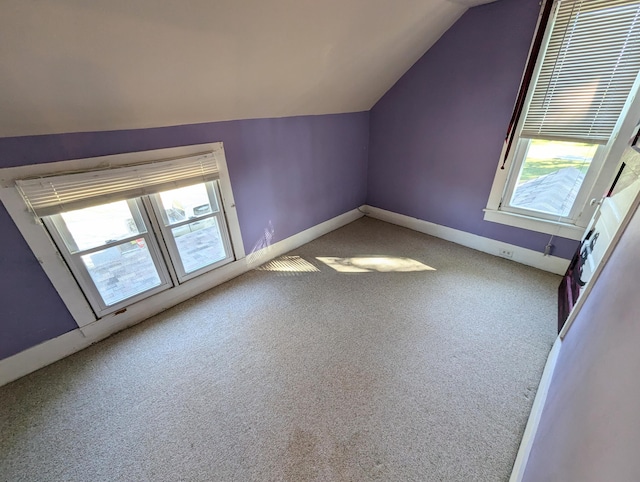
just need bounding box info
[16,151,219,216]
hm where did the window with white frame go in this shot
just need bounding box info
[43,198,174,316]
[149,181,233,283]
[485,0,640,240]
[2,144,244,322]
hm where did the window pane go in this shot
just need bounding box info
[60,200,144,253]
[171,217,228,274]
[80,238,161,306]
[510,140,598,217]
[158,183,218,226]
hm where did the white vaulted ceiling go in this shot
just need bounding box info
[0,0,497,137]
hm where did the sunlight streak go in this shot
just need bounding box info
[257,255,320,272]
[316,256,436,273]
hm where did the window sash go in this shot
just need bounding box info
[149,181,234,282]
[501,139,606,222]
[520,0,640,144]
[16,151,220,217]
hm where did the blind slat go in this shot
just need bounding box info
[16,151,219,216]
[521,0,640,143]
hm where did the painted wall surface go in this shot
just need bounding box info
[521,203,640,481]
[0,203,79,359]
[367,0,578,259]
[0,112,369,359]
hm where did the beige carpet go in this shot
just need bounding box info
[0,217,558,481]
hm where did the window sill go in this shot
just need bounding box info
[483,209,585,240]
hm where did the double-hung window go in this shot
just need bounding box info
[150,181,233,282]
[485,0,640,239]
[43,198,173,316]
[10,145,240,320]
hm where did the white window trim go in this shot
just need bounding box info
[0,143,245,329]
[485,6,640,241]
[482,208,586,239]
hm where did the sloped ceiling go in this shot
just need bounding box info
[0,0,496,138]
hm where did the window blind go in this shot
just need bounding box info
[16,151,219,216]
[521,0,640,144]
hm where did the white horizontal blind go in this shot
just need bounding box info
[16,151,219,216]
[521,0,640,144]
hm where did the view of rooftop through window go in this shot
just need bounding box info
[510,139,599,217]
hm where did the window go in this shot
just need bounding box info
[150,181,233,282]
[485,0,640,239]
[504,139,603,220]
[39,180,234,317]
[0,143,244,326]
[43,198,172,316]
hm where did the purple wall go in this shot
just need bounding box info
[0,203,78,358]
[0,112,369,359]
[367,0,578,259]
[1,0,587,363]
[522,203,640,481]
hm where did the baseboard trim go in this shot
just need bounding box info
[0,330,90,387]
[0,207,364,387]
[509,336,562,482]
[363,206,569,275]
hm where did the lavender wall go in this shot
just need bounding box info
[367,0,578,259]
[1,0,587,364]
[0,112,369,360]
[0,203,78,358]
[522,203,640,481]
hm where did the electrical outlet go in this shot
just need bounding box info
[498,248,514,259]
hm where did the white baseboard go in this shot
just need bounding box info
[0,330,90,387]
[363,206,570,275]
[509,337,562,481]
[0,208,364,387]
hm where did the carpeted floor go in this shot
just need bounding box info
[0,217,559,481]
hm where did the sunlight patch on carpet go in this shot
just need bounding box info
[316,256,436,273]
[257,255,320,272]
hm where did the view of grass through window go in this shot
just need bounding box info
[517,140,597,183]
[511,139,598,217]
